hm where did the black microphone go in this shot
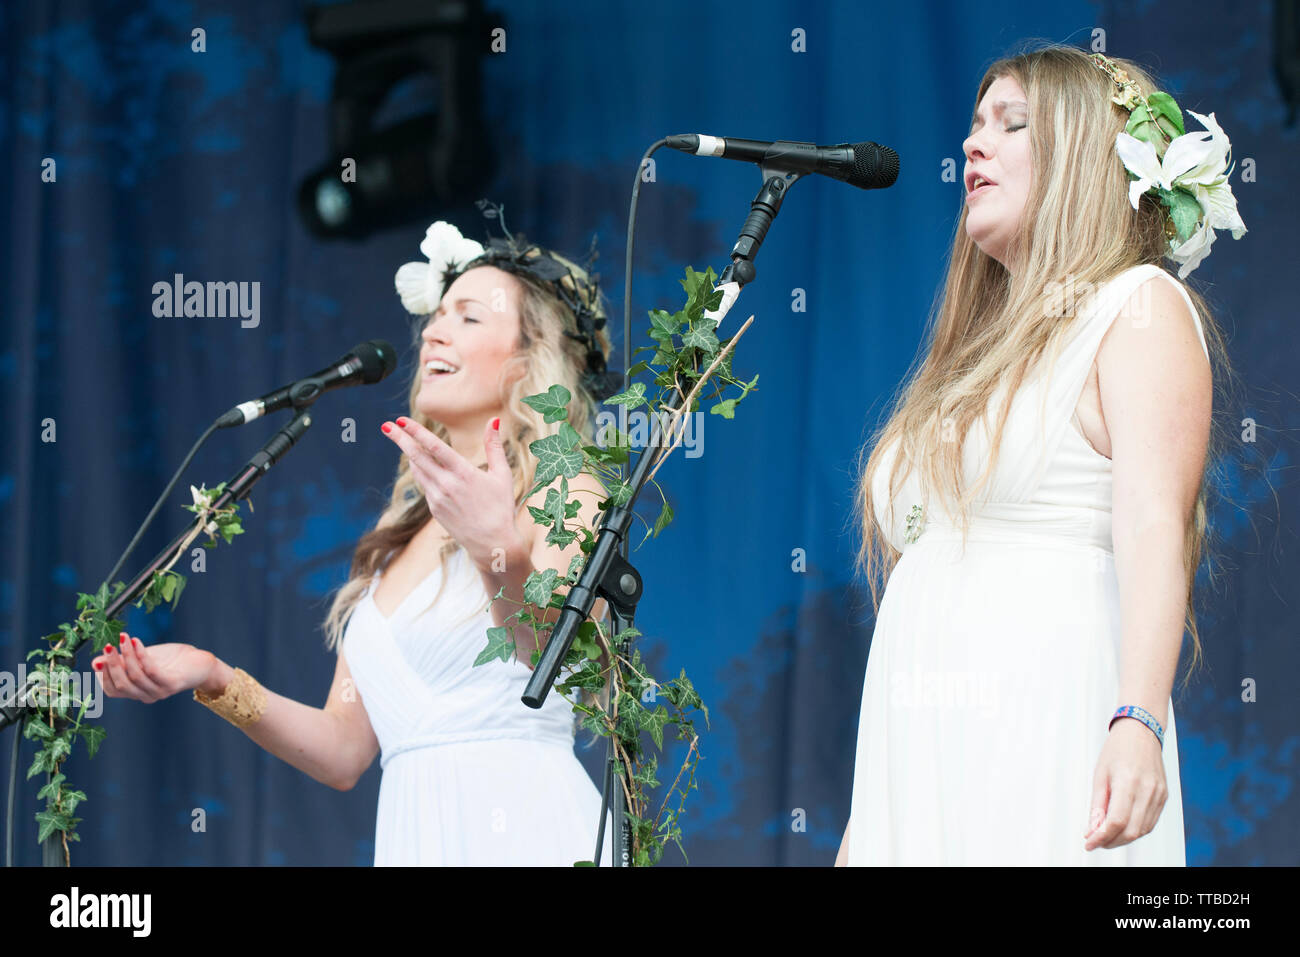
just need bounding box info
[216,339,398,428]
[665,134,900,190]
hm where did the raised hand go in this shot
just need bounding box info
[380,415,529,571]
[93,633,216,704]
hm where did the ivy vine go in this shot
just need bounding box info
[22,482,247,862]
[475,265,757,865]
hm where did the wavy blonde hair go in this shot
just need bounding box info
[322,257,613,658]
[853,43,1244,690]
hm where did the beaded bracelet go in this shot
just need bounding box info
[1109,705,1164,749]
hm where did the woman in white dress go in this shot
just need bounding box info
[837,45,1245,865]
[93,215,620,865]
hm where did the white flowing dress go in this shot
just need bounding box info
[342,546,614,865]
[848,264,1203,865]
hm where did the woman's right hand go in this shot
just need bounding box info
[93,632,218,704]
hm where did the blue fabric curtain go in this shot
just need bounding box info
[1,0,1292,865]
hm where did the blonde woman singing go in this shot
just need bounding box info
[96,216,620,865]
[839,44,1244,865]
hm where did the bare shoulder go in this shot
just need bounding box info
[1097,269,1212,523]
[1097,269,1210,378]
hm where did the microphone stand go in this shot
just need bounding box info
[1,409,316,865]
[526,161,804,865]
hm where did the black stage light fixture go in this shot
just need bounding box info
[297,0,501,239]
[1275,0,1300,128]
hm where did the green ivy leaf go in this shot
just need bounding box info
[606,480,633,507]
[605,381,648,410]
[35,810,63,844]
[23,719,54,741]
[25,749,52,780]
[583,442,629,466]
[648,309,678,344]
[545,526,579,547]
[530,433,584,485]
[633,753,660,789]
[710,398,738,419]
[523,568,560,607]
[521,385,573,423]
[558,422,582,449]
[35,773,66,800]
[682,318,720,355]
[474,626,516,666]
[642,705,670,750]
[78,725,107,759]
[653,499,674,538]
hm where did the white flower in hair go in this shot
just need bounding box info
[1167,219,1216,279]
[393,221,485,315]
[1114,109,1246,279]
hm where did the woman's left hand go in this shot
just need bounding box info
[381,416,528,571]
[1084,717,1168,851]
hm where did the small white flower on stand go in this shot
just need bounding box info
[394,222,486,315]
[190,483,221,538]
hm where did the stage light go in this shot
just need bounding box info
[297,0,501,239]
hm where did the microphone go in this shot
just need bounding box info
[216,339,398,428]
[665,134,900,190]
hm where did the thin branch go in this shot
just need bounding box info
[654,734,701,827]
[648,316,754,485]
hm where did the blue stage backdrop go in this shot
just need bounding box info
[1,0,1294,865]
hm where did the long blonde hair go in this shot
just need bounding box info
[853,43,1244,690]
[322,259,612,653]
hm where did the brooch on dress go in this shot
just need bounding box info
[904,503,925,544]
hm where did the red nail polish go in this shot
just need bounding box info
[120,635,128,645]
[491,417,500,431]
[93,661,103,671]
[381,423,392,434]
[105,645,115,655]
[396,416,408,427]
[133,637,142,647]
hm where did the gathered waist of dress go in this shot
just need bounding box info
[379,727,576,769]
[913,501,1113,553]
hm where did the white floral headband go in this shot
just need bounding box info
[1090,53,1246,279]
[394,221,487,316]
[393,204,621,400]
